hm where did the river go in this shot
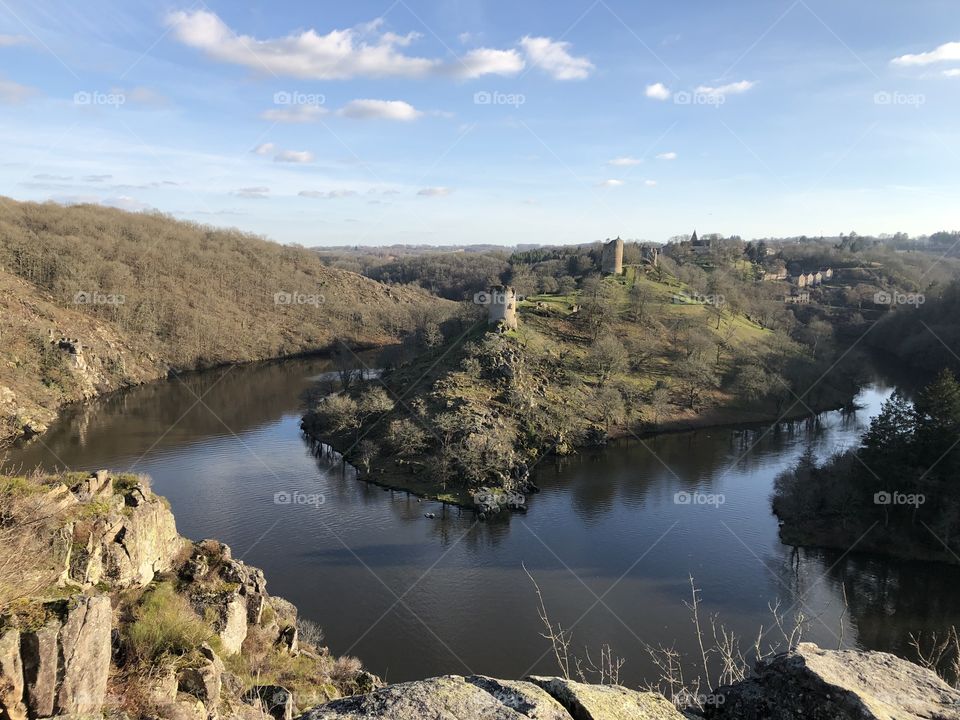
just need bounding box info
[5,354,960,688]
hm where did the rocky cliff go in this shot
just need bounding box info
[0,471,375,720]
[2,471,958,720]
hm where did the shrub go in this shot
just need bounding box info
[126,582,213,664]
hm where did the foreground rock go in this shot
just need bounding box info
[297,674,685,720]
[0,470,371,720]
[706,642,960,720]
[528,677,684,720]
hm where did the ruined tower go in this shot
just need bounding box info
[601,237,624,275]
[487,285,518,331]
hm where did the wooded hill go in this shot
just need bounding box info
[303,266,867,506]
[0,198,450,445]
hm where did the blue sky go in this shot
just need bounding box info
[1,0,958,246]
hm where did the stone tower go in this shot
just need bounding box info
[487,285,518,330]
[601,237,624,275]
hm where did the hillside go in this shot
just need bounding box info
[0,198,450,446]
[302,265,866,506]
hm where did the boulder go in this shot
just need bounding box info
[100,489,182,588]
[21,619,60,717]
[527,676,685,719]
[297,674,571,719]
[216,593,249,655]
[178,663,222,704]
[706,642,960,720]
[0,628,26,720]
[55,595,112,716]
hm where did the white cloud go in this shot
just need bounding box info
[0,35,28,47]
[0,76,36,103]
[166,10,437,79]
[166,10,526,81]
[597,179,624,188]
[455,47,525,78]
[338,99,421,121]
[299,189,357,199]
[656,152,677,160]
[892,41,960,66]
[645,82,671,100]
[944,68,960,77]
[233,187,270,199]
[83,174,112,182]
[252,142,275,156]
[520,36,593,80]
[418,187,452,197]
[260,105,328,123]
[608,156,642,166]
[644,179,657,187]
[694,80,755,96]
[274,150,314,163]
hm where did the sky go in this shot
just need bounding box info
[1,0,958,246]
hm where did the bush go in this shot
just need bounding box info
[126,582,213,664]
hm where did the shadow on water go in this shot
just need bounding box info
[5,357,960,686]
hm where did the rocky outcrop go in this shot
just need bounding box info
[54,595,112,716]
[296,674,686,720]
[0,628,26,720]
[528,676,684,720]
[297,675,572,719]
[706,642,960,720]
[13,595,113,719]
[60,472,183,590]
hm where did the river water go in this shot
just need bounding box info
[5,354,960,687]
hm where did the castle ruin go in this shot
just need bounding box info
[487,285,518,331]
[601,237,624,275]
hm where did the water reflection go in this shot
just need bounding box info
[4,358,960,687]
